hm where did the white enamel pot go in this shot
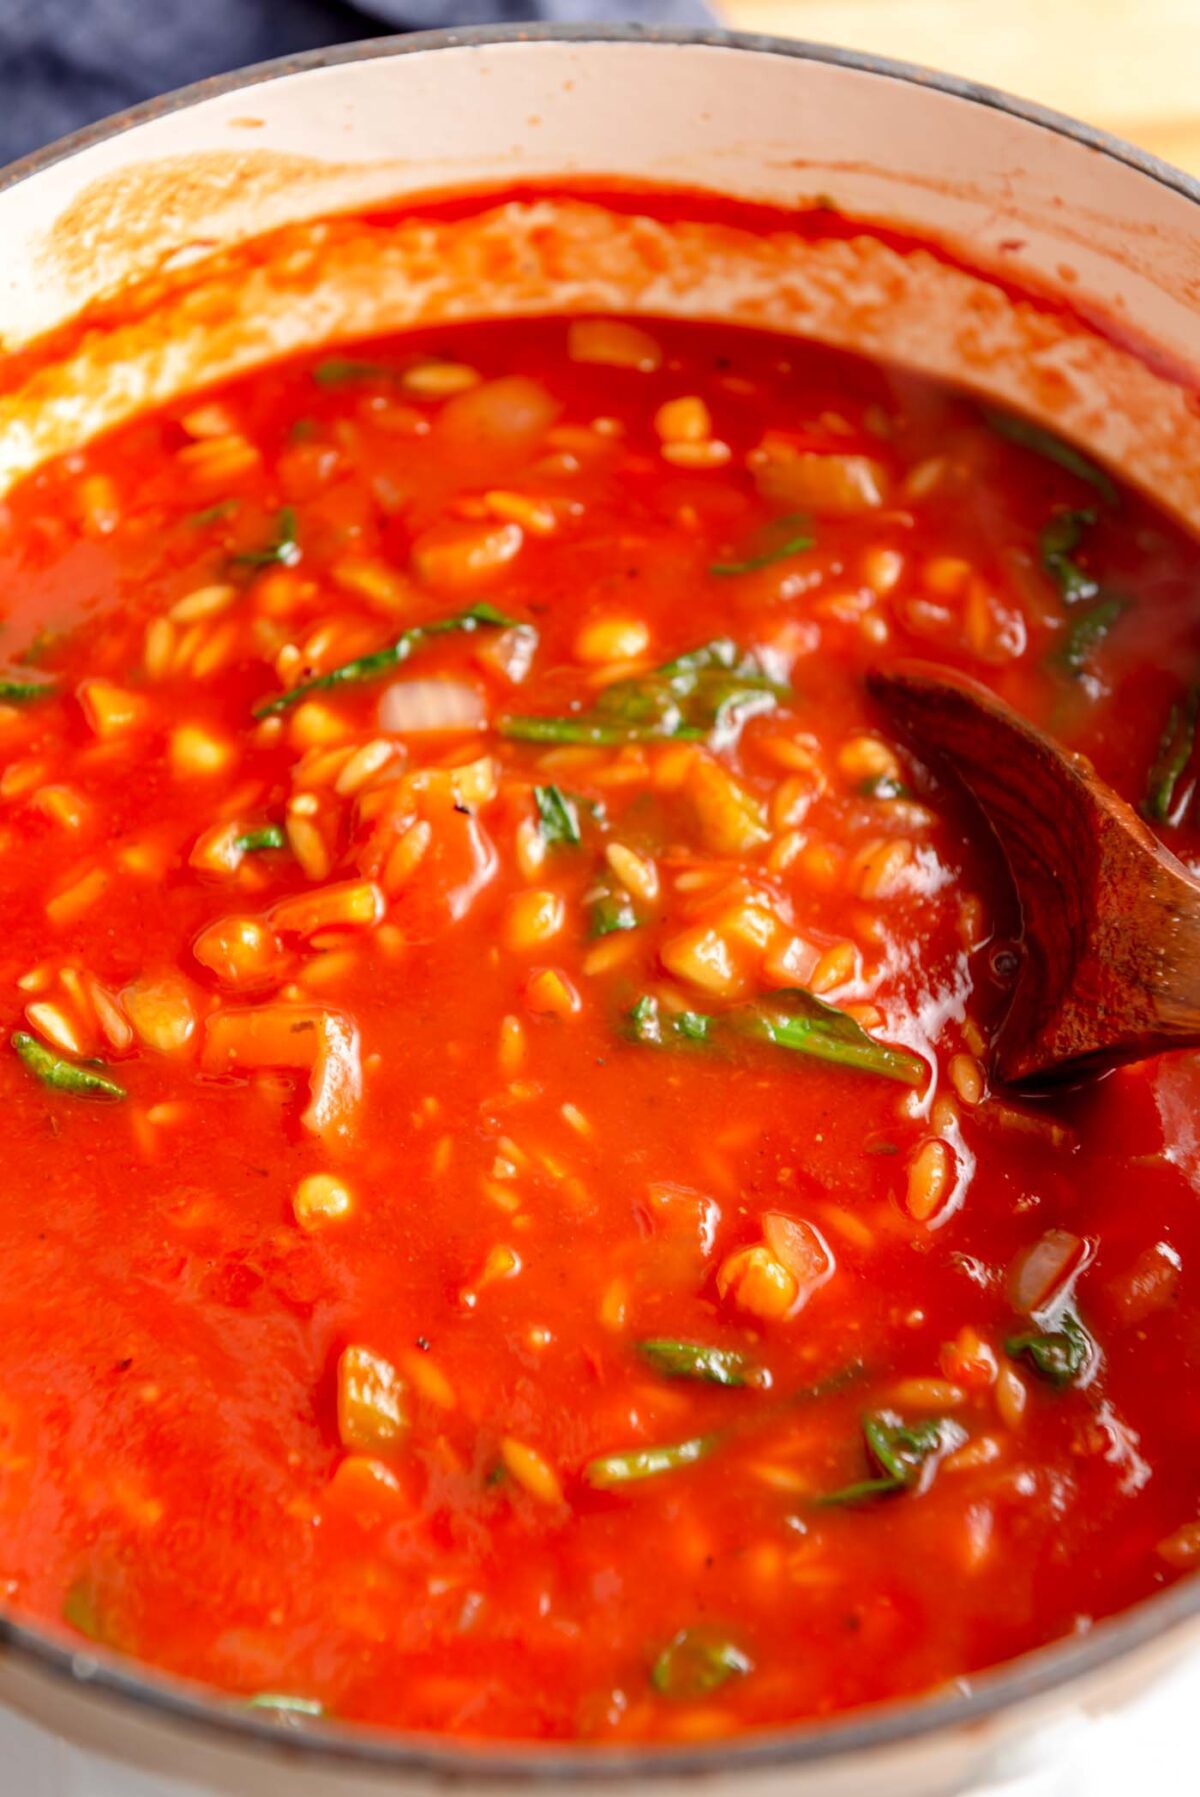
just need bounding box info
[0,25,1196,1797]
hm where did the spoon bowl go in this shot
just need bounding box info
[869,662,1200,1086]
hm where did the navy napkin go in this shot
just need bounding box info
[0,0,715,169]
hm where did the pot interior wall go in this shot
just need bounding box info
[0,39,1197,519]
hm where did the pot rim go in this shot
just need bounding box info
[3,21,1200,213]
[0,22,1196,1781]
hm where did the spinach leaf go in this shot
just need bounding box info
[743,990,926,1086]
[710,515,814,576]
[1057,596,1126,675]
[188,499,240,528]
[1006,1309,1094,1388]
[1040,508,1100,604]
[637,1340,752,1387]
[651,1628,753,1699]
[589,879,640,937]
[16,628,65,668]
[1142,686,1200,825]
[984,410,1117,504]
[12,1032,126,1101]
[312,358,393,387]
[0,677,57,705]
[1036,509,1128,673]
[791,1359,869,1402]
[627,995,714,1047]
[234,824,287,854]
[234,506,301,570]
[500,638,786,745]
[62,1579,107,1643]
[254,601,520,717]
[533,785,582,848]
[816,1410,967,1506]
[625,989,926,1087]
[860,773,909,800]
[61,1570,132,1651]
[584,1435,717,1488]
[864,1413,950,1482]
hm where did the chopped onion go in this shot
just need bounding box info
[434,377,562,473]
[379,678,486,735]
[1009,1228,1087,1316]
[476,624,539,687]
[763,1212,835,1314]
[754,450,889,517]
[304,1011,363,1145]
[1107,1240,1182,1326]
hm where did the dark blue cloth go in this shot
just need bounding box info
[0,0,714,169]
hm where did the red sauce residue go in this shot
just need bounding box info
[8,181,1198,404]
[357,180,1200,391]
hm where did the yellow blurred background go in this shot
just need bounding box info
[717,0,1200,175]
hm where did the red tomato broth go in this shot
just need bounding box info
[0,302,1196,1742]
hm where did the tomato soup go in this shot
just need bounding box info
[0,292,1197,1742]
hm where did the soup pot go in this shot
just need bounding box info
[0,24,1196,1797]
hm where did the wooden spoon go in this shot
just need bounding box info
[867,662,1200,1089]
